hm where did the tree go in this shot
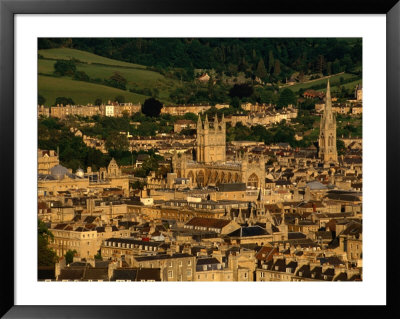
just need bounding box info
[229,83,254,99]
[106,72,127,90]
[114,95,125,104]
[38,94,46,106]
[274,59,281,76]
[55,97,75,106]
[54,60,76,76]
[277,88,296,109]
[142,98,163,117]
[105,131,129,152]
[255,58,267,80]
[94,98,102,106]
[94,251,102,260]
[73,70,90,81]
[38,219,58,266]
[65,249,77,265]
[337,139,346,155]
[268,50,274,73]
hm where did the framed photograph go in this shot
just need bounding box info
[1,0,398,317]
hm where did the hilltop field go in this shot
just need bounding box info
[38,48,181,106]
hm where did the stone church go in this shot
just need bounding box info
[319,80,338,165]
[172,114,266,189]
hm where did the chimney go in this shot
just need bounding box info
[55,258,66,279]
[108,261,118,280]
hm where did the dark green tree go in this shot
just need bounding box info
[38,219,58,266]
[337,139,346,155]
[106,72,127,90]
[142,98,163,117]
[65,249,77,265]
[55,97,75,106]
[105,131,129,152]
[94,98,102,106]
[277,88,297,109]
[268,50,274,73]
[274,59,281,76]
[73,70,90,81]
[38,94,46,106]
[114,95,125,104]
[54,60,76,76]
[229,83,254,99]
[255,58,267,80]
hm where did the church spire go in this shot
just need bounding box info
[214,114,218,129]
[325,79,332,111]
[318,79,338,164]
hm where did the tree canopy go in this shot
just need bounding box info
[54,60,76,76]
[38,219,58,267]
[142,98,163,117]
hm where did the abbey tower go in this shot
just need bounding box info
[319,80,338,164]
[196,114,226,163]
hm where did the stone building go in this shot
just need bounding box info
[38,149,59,174]
[173,115,266,189]
[318,80,338,165]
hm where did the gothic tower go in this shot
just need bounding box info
[196,114,226,163]
[318,80,338,164]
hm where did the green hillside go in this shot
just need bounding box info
[38,75,148,106]
[38,48,146,68]
[38,48,181,106]
[283,73,359,92]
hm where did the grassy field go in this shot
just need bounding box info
[38,48,182,105]
[284,73,359,92]
[38,75,148,106]
[38,48,146,68]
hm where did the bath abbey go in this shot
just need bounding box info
[172,113,266,189]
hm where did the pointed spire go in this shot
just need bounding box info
[197,114,202,131]
[325,79,332,111]
[204,114,209,130]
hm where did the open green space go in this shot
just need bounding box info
[38,75,148,106]
[38,48,182,105]
[284,73,359,92]
[38,48,146,68]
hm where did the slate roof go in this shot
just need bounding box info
[83,268,108,281]
[217,183,246,192]
[185,217,231,229]
[58,269,85,281]
[288,232,307,240]
[227,226,270,237]
[111,268,161,281]
[134,253,193,262]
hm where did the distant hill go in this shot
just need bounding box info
[38,48,181,106]
[38,48,147,68]
[38,75,148,106]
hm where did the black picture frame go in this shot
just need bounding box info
[1,0,398,317]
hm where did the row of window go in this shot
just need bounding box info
[104,241,158,251]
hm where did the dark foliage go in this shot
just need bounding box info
[142,98,163,117]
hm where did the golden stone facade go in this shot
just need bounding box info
[173,115,266,189]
